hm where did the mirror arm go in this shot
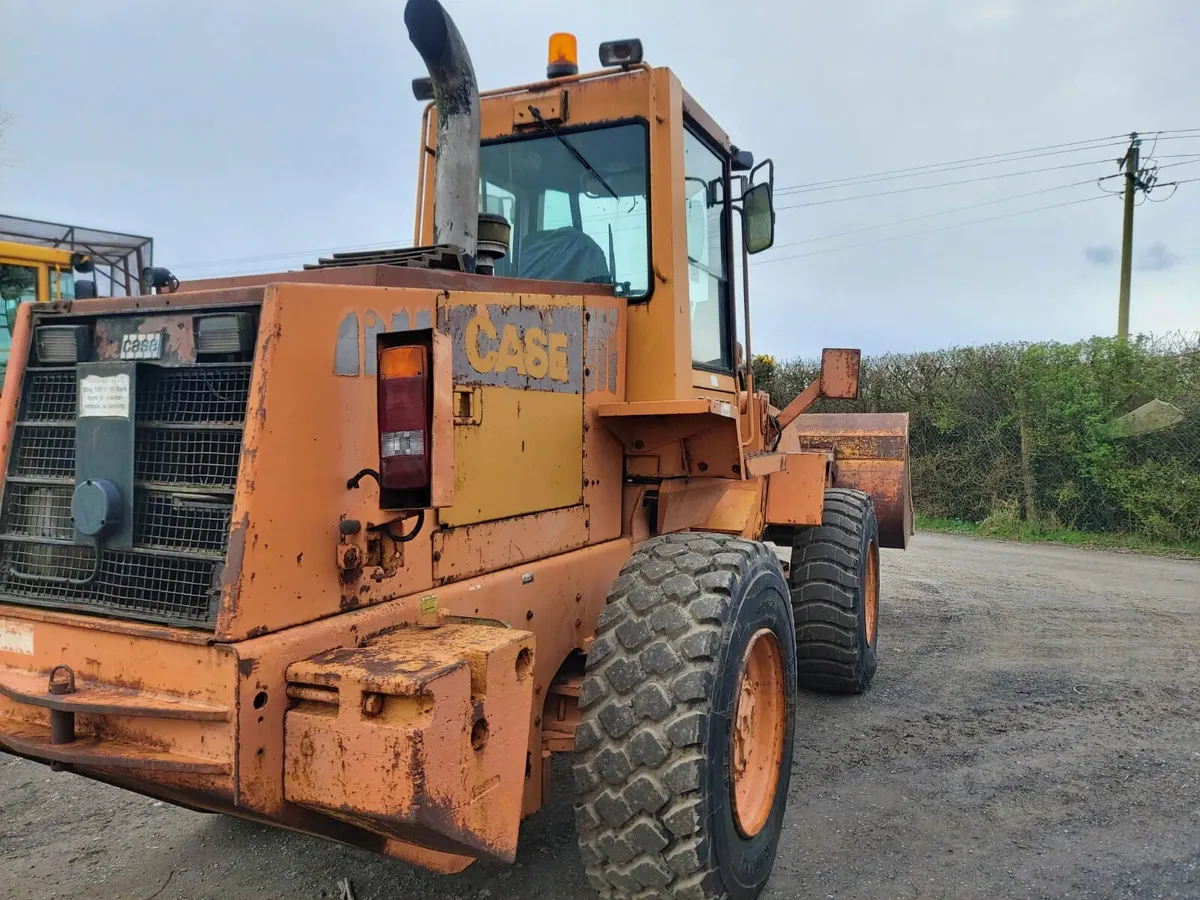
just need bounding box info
[750,158,775,191]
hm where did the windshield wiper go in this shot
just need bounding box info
[526,105,619,201]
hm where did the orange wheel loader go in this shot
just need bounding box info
[0,3,912,897]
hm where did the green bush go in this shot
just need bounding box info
[763,334,1200,542]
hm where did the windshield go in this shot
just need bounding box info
[479,122,650,297]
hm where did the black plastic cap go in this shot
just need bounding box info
[412,76,434,101]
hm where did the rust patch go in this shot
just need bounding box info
[92,314,201,366]
[281,624,534,863]
[219,513,250,619]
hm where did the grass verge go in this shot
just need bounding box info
[916,515,1200,558]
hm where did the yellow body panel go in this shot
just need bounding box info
[437,292,589,526]
[443,385,582,525]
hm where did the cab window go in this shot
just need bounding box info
[684,128,732,370]
[479,122,650,297]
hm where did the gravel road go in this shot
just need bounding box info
[2,532,1198,899]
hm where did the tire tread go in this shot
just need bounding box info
[790,488,878,694]
[575,534,784,899]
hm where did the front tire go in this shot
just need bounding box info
[574,533,797,900]
[790,488,880,694]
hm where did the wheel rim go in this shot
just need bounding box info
[730,628,787,839]
[865,541,879,646]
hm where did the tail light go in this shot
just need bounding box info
[378,345,430,491]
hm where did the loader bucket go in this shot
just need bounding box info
[779,412,913,549]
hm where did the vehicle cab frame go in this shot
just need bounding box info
[412,62,775,408]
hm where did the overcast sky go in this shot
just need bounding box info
[2,0,1198,359]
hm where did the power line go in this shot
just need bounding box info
[765,177,1116,251]
[772,134,1129,196]
[1099,156,1200,194]
[772,132,1200,198]
[1148,175,1200,202]
[170,131,1200,276]
[1151,158,1200,172]
[752,194,1111,265]
[1144,134,1200,144]
[775,157,1118,210]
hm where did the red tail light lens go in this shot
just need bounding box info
[378,345,430,491]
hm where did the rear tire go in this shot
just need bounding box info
[574,533,797,900]
[789,488,880,694]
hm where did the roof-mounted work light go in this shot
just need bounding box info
[599,39,643,69]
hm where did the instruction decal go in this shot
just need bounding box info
[78,373,131,419]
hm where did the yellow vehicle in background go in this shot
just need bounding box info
[0,215,154,373]
[0,241,77,329]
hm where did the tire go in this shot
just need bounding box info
[789,488,880,694]
[574,533,797,900]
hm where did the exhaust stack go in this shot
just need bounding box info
[405,0,481,272]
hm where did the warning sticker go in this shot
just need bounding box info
[79,373,131,418]
[0,619,34,656]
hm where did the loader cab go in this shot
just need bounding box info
[414,40,776,403]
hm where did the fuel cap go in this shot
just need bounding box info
[71,479,122,539]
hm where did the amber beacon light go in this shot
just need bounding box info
[547,32,578,78]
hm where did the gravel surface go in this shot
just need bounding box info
[2,532,1198,899]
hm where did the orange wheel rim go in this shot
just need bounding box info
[730,629,787,839]
[865,541,879,646]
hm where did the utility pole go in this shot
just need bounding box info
[1117,133,1141,342]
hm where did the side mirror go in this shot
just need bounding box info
[742,181,775,254]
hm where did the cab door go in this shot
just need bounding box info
[682,126,736,394]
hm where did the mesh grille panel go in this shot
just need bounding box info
[9,426,75,479]
[19,370,77,421]
[1,484,74,541]
[135,428,242,488]
[0,331,255,628]
[137,365,252,424]
[134,491,232,555]
[0,543,219,624]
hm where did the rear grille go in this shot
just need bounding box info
[0,358,253,628]
[10,426,75,479]
[134,428,244,487]
[21,370,77,421]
